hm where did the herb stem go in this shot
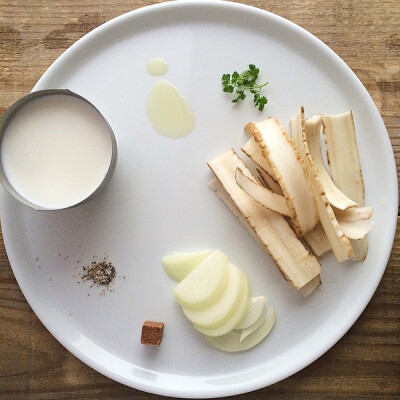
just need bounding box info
[221,64,269,111]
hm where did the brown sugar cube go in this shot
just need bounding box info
[141,321,164,346]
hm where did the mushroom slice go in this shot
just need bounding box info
[211,176,321,297]
[208,149,321,294]
[338,220,373,240]
[291,107,353,262]
[241,137,277,180]
[241,138,283,194]
[209,178,260,243]
[300,114,358,210]
[303,224,331,257]
[322,111,368,260]
[245,118,318,236]
[256,167,283,195]
[334,206,372,222]
[322,111,365,205]
[235,168,290,216]
[300,275,322,297]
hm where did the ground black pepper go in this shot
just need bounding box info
[81,259,116,287]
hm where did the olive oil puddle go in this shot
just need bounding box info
[146,58,195,138]
[146,57,168,76]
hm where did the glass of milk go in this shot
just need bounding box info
[0,89,117,210]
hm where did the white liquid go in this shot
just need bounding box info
[146,79,195,138]
[1,94,113,209]
[146,58,168,76]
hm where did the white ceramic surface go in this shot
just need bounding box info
[1,1,397,398]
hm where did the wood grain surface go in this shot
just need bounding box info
[0,1,399,399]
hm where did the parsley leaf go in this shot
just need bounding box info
[221,64,268,111]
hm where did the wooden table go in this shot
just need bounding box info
[0,1,399,398]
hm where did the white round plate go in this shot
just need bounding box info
[1,1,397,398]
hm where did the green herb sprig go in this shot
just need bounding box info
[222,64,268,111]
